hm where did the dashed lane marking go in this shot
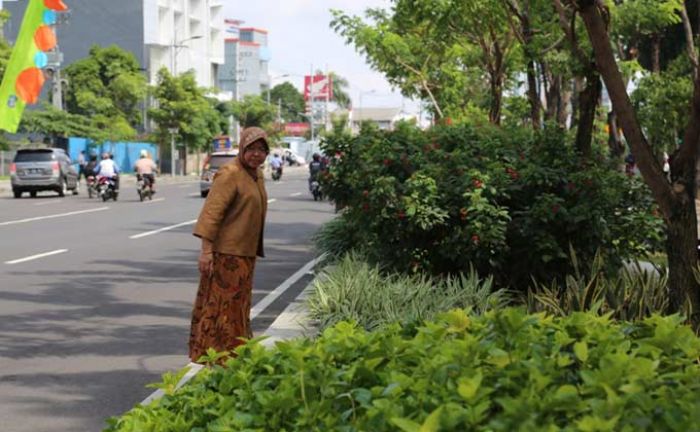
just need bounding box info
[0,207,109,227]
[5,249,69,265]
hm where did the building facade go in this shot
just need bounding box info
[218,19,270,100]
[2,0,224,87]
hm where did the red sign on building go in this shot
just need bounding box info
[304,75,333,101]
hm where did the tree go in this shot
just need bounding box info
[330,72,352,109]
[231,95,277,129]
[572,0,700,321]
[269,82,305,123]
[19,103,104,142]
[63,45,147,136]
[149,69,226,172]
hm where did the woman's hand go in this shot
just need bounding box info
[198,251,214,275]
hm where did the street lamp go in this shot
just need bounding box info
[168,127,179,177]
[171,34,203,76]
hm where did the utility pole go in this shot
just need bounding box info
[168,127,178,176]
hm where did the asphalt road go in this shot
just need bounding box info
[0,170,334,432]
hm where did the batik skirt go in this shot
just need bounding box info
[189,253,256,363]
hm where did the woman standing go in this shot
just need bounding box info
[189,127,269,363]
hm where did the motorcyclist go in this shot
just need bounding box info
[134,150,158,194]
[308,153,325,191]
[270,153,283,180]
[94,152,120,191]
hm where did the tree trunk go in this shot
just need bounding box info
[576,0,700,320]
[651,34,661,74]
[666,185,699,317]
[570,77,584,129]
[489,76,503,125]
[574,71,601,158]
[527,59,542,129]
[558,80,572,127]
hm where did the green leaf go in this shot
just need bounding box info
[457,371,483,402]
[574,341,589,362]
[420,406,443,432]
[391,417,421,432]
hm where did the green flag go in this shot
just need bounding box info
[0,0,59,132]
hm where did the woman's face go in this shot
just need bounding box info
[243,140,268,169]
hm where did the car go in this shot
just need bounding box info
[10,148,79,198]
[199,150,238,198]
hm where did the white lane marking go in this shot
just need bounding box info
[5,249,68,265]
[290,192,302,197]
[33,200,61,206]
[139,257,318,405]
[140,363,203,406]
[267,198,277,204]
[250,257,318,319]
[0,207,109,227]
[189,192,201,197]
[129,219,197,240]
[143,198,165,204]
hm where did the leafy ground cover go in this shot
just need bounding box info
[105,308,700,431]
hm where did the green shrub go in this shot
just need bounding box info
[527,251,692,322]
[307,253,508,331]
[319,122,664,289]
[105,308,700,431]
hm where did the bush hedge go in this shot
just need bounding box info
[105,308,700,431]
[318,122,664,289]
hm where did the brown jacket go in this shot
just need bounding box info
[193,129,268,257]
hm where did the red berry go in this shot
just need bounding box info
[433,143,441,150]
[397,211,406,220]
[383,159,391,166]
[471,234,480,244]
[445,117,453,125]
[362,190,369,197]
[362,203,369,211]
[472,179,483,188]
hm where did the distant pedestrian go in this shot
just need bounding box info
[189,127,270,364]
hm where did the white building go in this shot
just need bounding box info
[350,107,417,134]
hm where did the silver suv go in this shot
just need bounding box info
[11,148,79,198]
[200,151,238,198]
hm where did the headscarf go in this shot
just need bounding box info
[237,127,270,180]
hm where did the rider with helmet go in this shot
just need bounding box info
[134,149,158,194]
[308,153,325,190]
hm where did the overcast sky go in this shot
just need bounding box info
[224,1,418,113]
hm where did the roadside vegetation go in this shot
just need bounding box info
[104,0,700,429]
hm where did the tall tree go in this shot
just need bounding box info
[269,82,305,122]
[64,45,147,135]
[231,95,277,130]
[572,0,700,322]
[330,72,352,109]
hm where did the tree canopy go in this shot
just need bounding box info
[269,82,305,123]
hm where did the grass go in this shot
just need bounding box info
[0,175,9,181]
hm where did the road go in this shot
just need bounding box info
[0,170,334,432]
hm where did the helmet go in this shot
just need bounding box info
[102,152,110,160]
[140,149,148,158]
[313,153,321,161]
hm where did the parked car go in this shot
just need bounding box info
[10,148,79,198]
[200,150,238,198]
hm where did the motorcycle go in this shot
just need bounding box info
[271,166,283,181]
[86,175,98,199]
[137,174,153,201]
[98,176,118,202]
[310,180,323,201]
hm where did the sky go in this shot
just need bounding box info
[224,0,419,114]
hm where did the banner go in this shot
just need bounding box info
[0,0,68,132]
[304,74,333,101]
[284,122,310,136]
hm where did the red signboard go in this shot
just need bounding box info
[304,75,333,101]
[285,122,310,136]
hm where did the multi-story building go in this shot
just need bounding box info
[2,0,224,87]
[218,19,270,100]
